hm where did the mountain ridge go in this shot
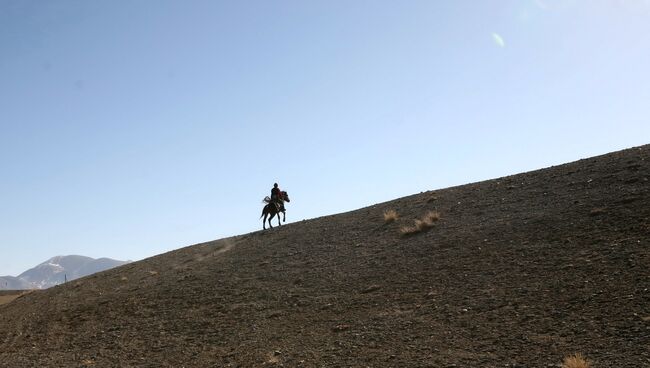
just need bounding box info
[1,255,130,290]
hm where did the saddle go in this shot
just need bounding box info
[263,196,283,211]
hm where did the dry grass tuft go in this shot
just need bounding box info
[383,210,399,223]
[400,211,441,236]
[399,225,420,236]
[423,211,440,223]
[562,353,591,368]
[414,219,430,231]
[266,351,281,364]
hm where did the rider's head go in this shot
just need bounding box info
[274,183,278,188]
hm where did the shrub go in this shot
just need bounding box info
[399,225,420,236]
[414,219,430,231]
[562,353,591,368]
[400,212,440,235]
[423,211,440,223]
[383,210,399,223]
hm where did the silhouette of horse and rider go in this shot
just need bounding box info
[261,183,290,230]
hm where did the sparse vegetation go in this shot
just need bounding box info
[383,210,399,223]
[414,219,430,231]
[562,353,591,368]
[423,211,440,223]
[399,224,420,235]
[400,211,440,235]
[266,351,281,364]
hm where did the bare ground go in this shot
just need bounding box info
[0,145,648,367]
[0,291,29,306]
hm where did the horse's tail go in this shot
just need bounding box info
[260,205,266,219]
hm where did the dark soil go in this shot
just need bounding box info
[1,145,649,367]
[0,290,28,306]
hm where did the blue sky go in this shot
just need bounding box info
[1,0,649,276]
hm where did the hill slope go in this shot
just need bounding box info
[0,146,648,367]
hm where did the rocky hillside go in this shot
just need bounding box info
[0,145,648,367]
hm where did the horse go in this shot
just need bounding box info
[261,191,290,230]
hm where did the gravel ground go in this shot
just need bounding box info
[1,145,648,367]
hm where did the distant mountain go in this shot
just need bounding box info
[1,255,130,290]
[0,276,33,290]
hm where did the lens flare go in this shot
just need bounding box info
[492,33,505,48]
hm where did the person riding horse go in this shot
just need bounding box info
[261,186,290,229]
[271,183,282,210]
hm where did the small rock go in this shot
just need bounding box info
[590,208,606,216]
[332,324,351,332]
[360,285,381,294]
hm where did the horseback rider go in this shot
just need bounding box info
[271,183,282,209]
[261,184,290,230]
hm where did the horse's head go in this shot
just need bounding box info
[281,191,290,202]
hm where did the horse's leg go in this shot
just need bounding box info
[268,211,275,228]
[262,211,268,230]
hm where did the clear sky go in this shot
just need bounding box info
[2,0,649,276]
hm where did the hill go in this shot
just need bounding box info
[0,145,648,367]
[1,255,130,290]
